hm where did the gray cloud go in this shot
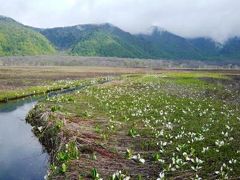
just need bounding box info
[0,0,240,42]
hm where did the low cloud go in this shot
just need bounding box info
[0,0,240,42]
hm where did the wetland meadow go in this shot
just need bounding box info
[1,62,240,179]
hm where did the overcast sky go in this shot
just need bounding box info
[0,0,240,42]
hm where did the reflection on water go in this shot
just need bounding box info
[0,98,49,180]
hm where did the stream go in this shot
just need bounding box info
[0,87,84,179]
[0,80,111,179]
[0,97,48,180]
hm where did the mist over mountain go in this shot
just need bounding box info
[0,15,240,61]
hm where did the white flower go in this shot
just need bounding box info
[157,172,165,180]
[131,154,145,164]
[215,140,225,147]
[111,170,130,180]
[139,158,145,164]
[37,126,43,132]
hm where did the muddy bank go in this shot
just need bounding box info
[26,104,159,179]
[26,78,160,179]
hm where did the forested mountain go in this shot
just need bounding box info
[187,38,221,60]
[39,23,240,61]
[0,15,240,61]
[39,23,148,58]
[0,16,55,56]
[137,28,202,60]
[220,37,240,60]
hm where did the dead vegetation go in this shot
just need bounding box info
[0,66,158,91]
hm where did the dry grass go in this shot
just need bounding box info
[0,66,159,90]
[2,65,239,91]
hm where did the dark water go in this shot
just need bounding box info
[0,98,49,180]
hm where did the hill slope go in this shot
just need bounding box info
[40,24,240,61]
[220,37,240,60]
[39,23,148,58]
[0,15,239,61]
[188,38,221,60]
[0,16,55,56]
[40,24,204,59]
[137,28,202,60]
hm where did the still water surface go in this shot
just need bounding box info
[0,83,104,179]
[0,98,49,180]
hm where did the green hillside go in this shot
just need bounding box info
[188,38,221,60]
[40,24,148,58]
[0,15,240,61]
[0,16,55,56]
[220,37,240,60]
[71,30,148,58]
[40,23,240,61]
[137,28,202,60]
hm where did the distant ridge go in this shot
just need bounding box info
[38,23,240,61]
[0,15,240,61]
